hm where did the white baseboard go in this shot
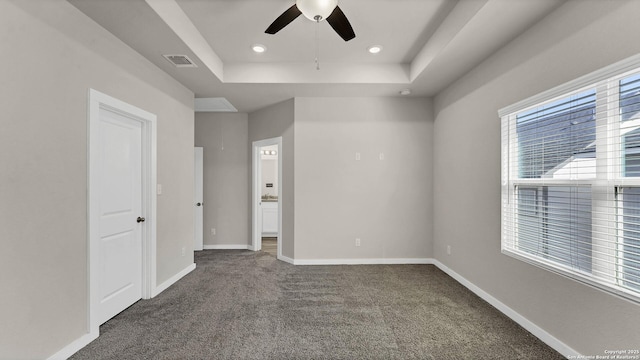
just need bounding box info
[278,254,295,264]
[47,263,196,359]
[48,256,580,360]
[293,258,433,265]
[430,259,581,358]
[152,263,196,298]
[203,244,250,250]
[285,256,578,356]
[46,330,98,360]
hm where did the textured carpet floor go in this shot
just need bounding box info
[71,250,565,360]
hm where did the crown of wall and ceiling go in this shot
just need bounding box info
[69,0,564,113]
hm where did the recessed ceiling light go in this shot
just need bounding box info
[252,44,267,53]
[368,45,383,54]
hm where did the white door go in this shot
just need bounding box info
[96,107,143,325]
[194,147,204,251]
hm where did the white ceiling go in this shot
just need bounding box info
[68,0,565,113]
[177,0,452,64]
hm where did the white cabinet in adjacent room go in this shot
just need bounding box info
[261,201,278,236]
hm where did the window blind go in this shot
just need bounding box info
[501,64,640,303]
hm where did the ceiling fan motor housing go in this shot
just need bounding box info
[296,0,338,21]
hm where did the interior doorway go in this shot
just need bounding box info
[88,89,157,336]
[260,144,278,256]
[251,137,282,259]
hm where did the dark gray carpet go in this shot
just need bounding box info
[71,250,565,360]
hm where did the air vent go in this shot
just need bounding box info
[162,54,197,68]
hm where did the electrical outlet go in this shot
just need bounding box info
[211,228,216,236]
[355,238,361,247]
[447,245,451,255]
[181,247,186,257]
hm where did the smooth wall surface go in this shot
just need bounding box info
[248,99,295,258]
[0,1,194,358]
[433,0,640,355]
[294,97,433,260]
[195,113,250,247]
[261,158,278,197]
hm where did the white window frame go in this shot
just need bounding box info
[500,54,640,305]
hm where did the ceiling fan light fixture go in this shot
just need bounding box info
[296,0,338,21]
[252,44,267,53]
[368,45,383,54]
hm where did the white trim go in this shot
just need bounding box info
[251,142,261,252]
[278,255,295,264]
[498,53,640,117]
[277,140,282,260]
[152,263,196,298]
[500,60,640,304]
[203,244,250,250]
[50,262,194,359]
[193,147,204,251]
[46,332,98,360]
[142,104,158,301]
[88,89,157,335]
[431,259,582,359]
[292,258,433,265]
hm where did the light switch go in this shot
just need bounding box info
[157,184,162,195]
[379,152,385,160]
[355,152,361,161]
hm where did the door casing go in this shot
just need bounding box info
[251,137,282,259]
[194,147,204,251]
[88,89,157,337]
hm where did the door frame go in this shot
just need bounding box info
[87,89,157,336]
[194,147,204,251]
[251,137,282,259]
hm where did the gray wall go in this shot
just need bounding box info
[294,97,433,260]
[195,113,250,247]
[0,1,194,358]
[248,99,296,258]
[433,0,640,355]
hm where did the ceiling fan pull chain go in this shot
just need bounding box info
[315,15,321,70]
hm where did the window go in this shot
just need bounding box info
[500,56,640,303]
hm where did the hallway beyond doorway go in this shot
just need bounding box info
[261,237,277,256]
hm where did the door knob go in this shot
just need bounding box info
[137,217,145,223]
[196,203,202,206]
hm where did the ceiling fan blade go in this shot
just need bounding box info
[326,6,355,41]
[265,4,302,34]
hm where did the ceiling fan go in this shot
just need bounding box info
[265,0,356,41]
